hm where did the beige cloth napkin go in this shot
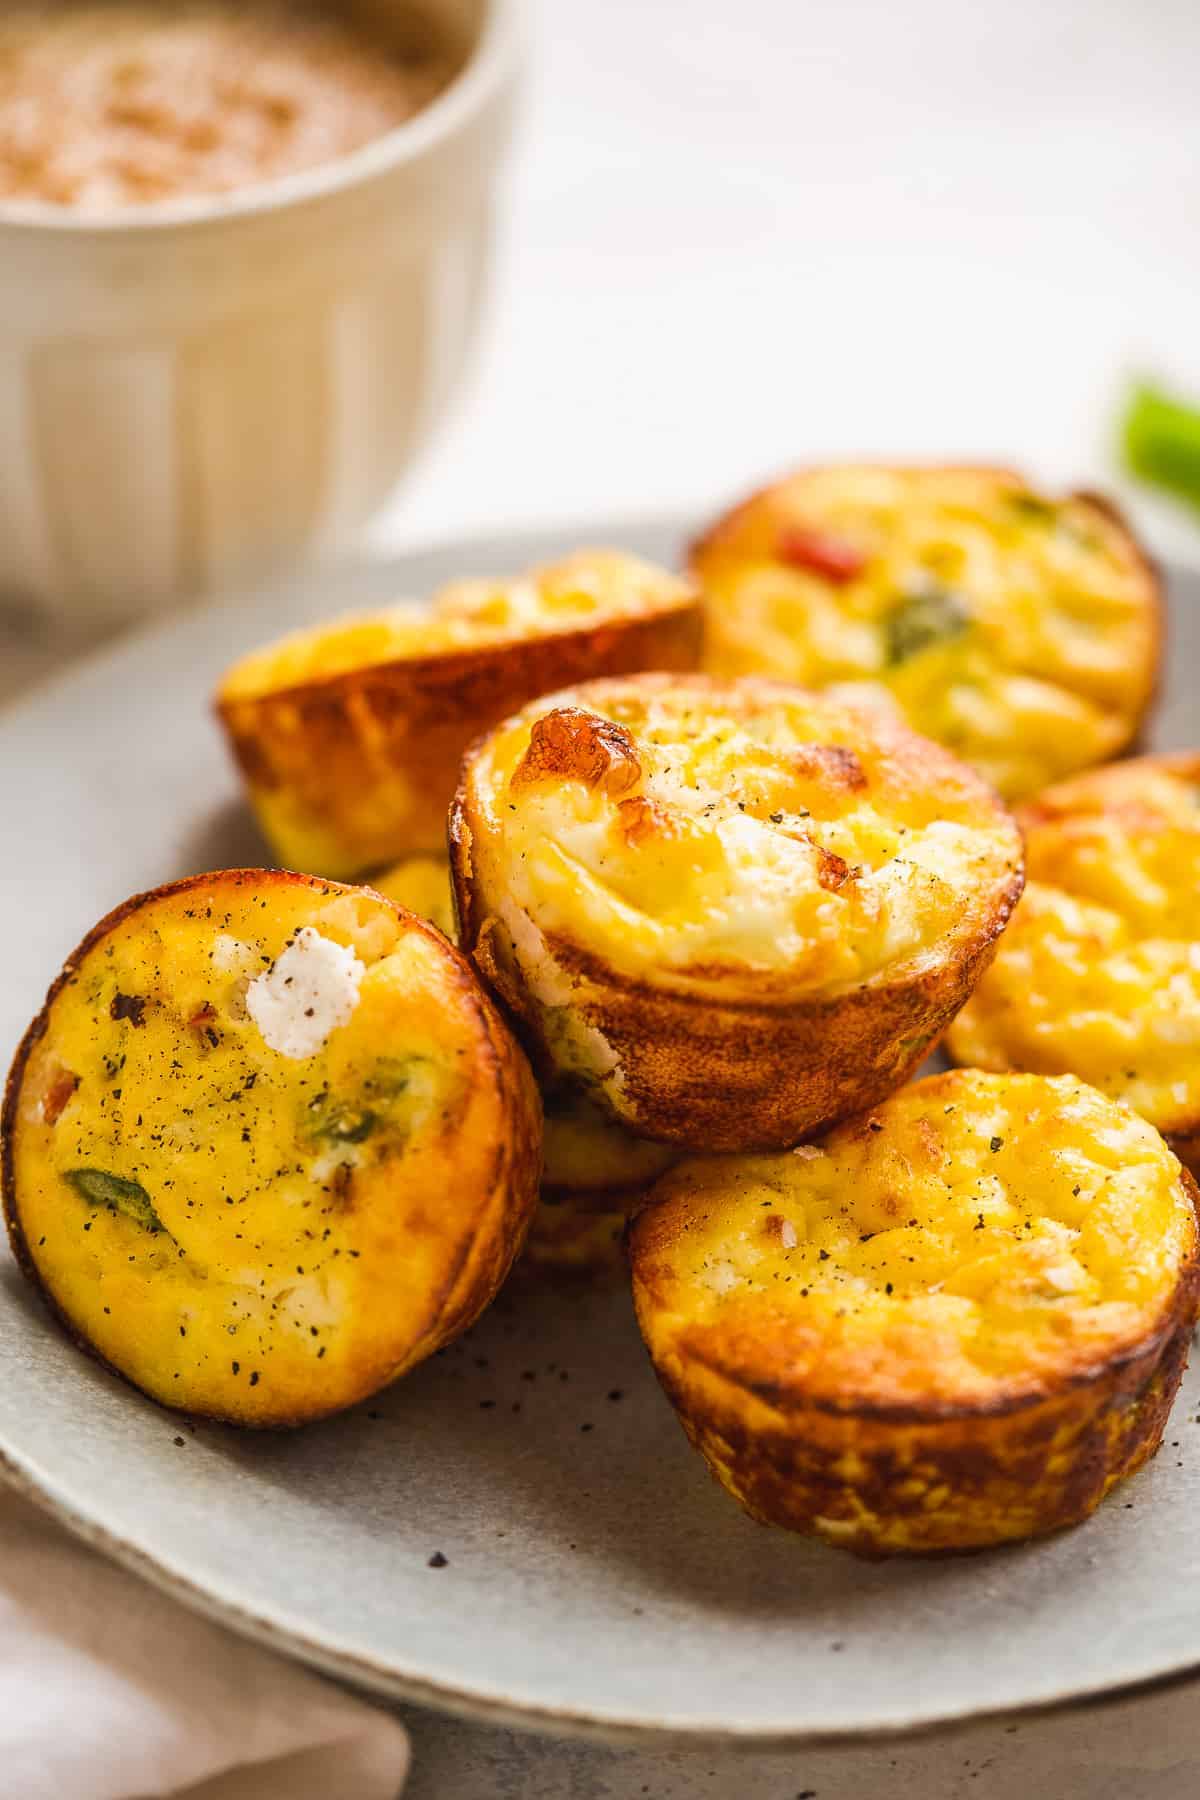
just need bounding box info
[0,1488,409,1800]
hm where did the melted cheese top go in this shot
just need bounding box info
[949,756,1200,1139]
[466,675,1022,998]
[694,466,1158,801]
[219,551,695,701]
[633,1070,1195,1409]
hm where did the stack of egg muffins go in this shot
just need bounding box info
[5,470,1198,1557]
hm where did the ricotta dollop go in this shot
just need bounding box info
[246,928,365,1059]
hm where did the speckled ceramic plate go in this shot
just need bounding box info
[1,520,1198,1746]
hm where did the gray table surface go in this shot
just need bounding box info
[396,1681,1200,1800]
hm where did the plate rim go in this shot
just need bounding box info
[3,516,1200,1747]
[6,1426,1200,1749]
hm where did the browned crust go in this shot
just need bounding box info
[1072,487,1165,749]
[1169,1131,1200,1182]
[656,1312,1193,1555]
[688,463,1165,768]
[512,1198,628,1284]
[517,1131,658,1283]
[1069,485,1165,733]
[539,1178,653,1213]
[448,677,1025,1151]
[1,868,542,1429]
[409,965,543,1345]
[1015,748,1200,832]
[629,1163,1200,1554]
[215,598,704,870]
[461,906,1018,1150]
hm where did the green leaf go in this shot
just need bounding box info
[1122,379,1200,512]
[65,1168,166,1234]
[883,586,971,665]
[1008,491,1058,525]
[305,1058,434,1150]
[363,1056,424,1099]
[311,1107,377,1145]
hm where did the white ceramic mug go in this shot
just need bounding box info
[0,0,521,625]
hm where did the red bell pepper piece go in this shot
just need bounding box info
[776,526,866,584]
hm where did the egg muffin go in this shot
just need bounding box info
[630,1070,1199,1555]
[948,753,1200,1174]
[450,673,1024,1150]
[1,870,541,1427]
[216,550,703,877]
[370,854,456,939]
[520,1201,629,1279]
[521,1088,678,1279]
[691,465,1160,801]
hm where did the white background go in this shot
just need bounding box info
[379,0,1200,562]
